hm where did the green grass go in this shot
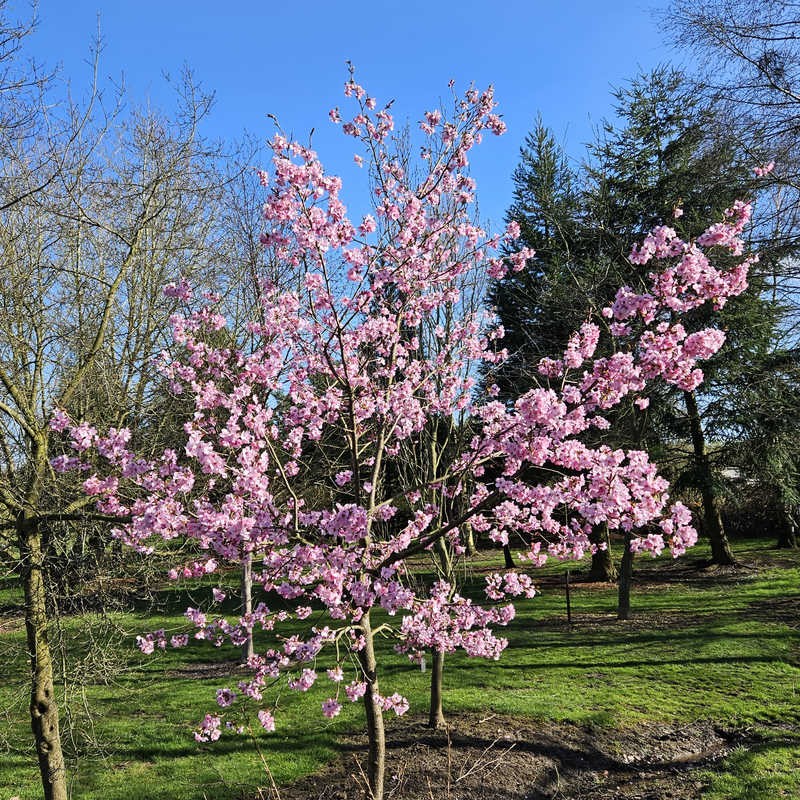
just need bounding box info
[1,537,798,798]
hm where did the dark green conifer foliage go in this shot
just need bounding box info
[489,67,782,568]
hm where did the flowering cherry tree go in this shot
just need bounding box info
[52,74,753,800]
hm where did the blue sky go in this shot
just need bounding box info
[12,0,677,228]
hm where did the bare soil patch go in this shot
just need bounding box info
[273,714,749,799]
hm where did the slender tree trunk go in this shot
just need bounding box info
[427,538,452,729]
[684,390,735,565]
[358,609,385,800]
[777,505,798,549]
[241,551,254,664]
[434,537,453,580]
[428,649,446,729]
[19,514,68,800]
[463,521,476,556]
[503,543,516,569]
[588,522,617,582]
[617,531,634,621]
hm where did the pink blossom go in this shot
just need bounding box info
[70,422,97,452]
[334,470,353,487]
[322,699,342,718]
[136,630,166,654]
[49,408,71,432]
[257,709,276,732]
[345,681,367,702]
[195,714,221,742]
[288,668,317,692]
[327,666,344,682]
[51,455,83,473]
[216,688,236,707]
[164,276,193,302]
[753,160,775,177]
[380,693,409,716]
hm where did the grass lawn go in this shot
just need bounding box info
[1,536,798,799]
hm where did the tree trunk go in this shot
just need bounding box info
[428,538,452,729]
[19,515,68,800]
[463,522,476,556]
[684,390,735,565]
[428,650,446,729]
[777,527,798,549]
[503,543,516,569]
[241,551,254,664]
[617,531,634,621]
[358,609,385,800]
[434,537,453,581]
[588,522,617,582]
[777,505,798,549]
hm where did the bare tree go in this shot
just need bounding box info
[664,1,800,259]
[664,0,800,538]
[0,9,239,796]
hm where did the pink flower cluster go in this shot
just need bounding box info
[753,161,774,178]
[396,581,515,662]
[377,692,410,716]
[136,630,166,654]
[195,714,222,742]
